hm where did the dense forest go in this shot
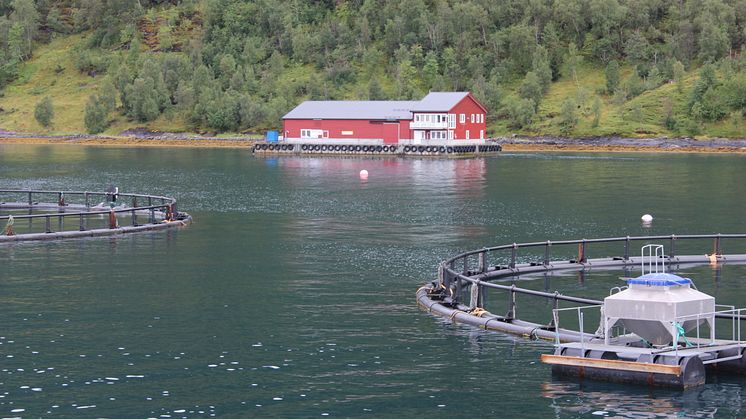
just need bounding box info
[2,0,746,137]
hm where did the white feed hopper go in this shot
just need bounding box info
[604,272,715,346]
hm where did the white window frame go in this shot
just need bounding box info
[448,130,453,139]
[431,130,447,140]
[459,113,465,124]
[448,114,456,128]
[466,130,470,140]
[300,129,327,139]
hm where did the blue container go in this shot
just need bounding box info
[266,131,279,142]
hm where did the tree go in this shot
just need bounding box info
[563,42,582,85]
[422,51,439,89]
[559,98,577,135]
[698,16,730,63]
[624,68,645,98]
[125,77,160,122]
[84,94,108,134]
[663,97,676,130]
[591,97,601,127]
[542,22,563,80]
[688,64,717,111]
[519,71,543,111]
[722,72,746,111]
[604,60,619,94]
[99,79,117,114]
[34,96,53,128]
[532,45,552,93]
[673,60,685,93]
[646,67,663,90]
[10,0,38,58]
[505,97,535,129]
[624,30,650,64]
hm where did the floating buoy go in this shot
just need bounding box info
[641,214,653,222]
[359,169,369,179]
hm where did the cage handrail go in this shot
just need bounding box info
[438,233,746,320]
[0,189,177,221]
[442,233,745,264]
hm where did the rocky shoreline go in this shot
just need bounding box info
[3,129,746,152]
[494,135,746,152]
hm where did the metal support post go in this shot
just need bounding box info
[670,234,676,258]
[478,250,486,274]
[624,236,630,261]
[469,283,480,309]
[506,285,517,320]
[510,243,517,269]
[578,240,587,263]
[543,241,551,267]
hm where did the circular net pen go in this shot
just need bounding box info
[0,189,191,242]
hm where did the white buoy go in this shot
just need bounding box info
[359,169,369,179]
[641,214,653,222]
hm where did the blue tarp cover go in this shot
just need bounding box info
[628,272,692,286]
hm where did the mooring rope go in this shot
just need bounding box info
[3,215,14,236]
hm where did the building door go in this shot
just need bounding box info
[382,123,400,144]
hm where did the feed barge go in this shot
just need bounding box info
[417,236,746,388]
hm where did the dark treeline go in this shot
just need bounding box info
[3,0,746,133]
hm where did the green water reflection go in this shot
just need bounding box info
[1,144,746,417]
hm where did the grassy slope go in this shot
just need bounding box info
[0,30,743,138]
[490,64,744,139]
[0,34,96,134]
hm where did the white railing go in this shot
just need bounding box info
[669,307,746,355]
[552,305,603,351]
[410,121,449,129]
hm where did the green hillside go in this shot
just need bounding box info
[1,0,746,139]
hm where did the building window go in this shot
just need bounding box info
[431,131,447,140]
[460,113,465,124]
[301,129,325,138]
[448,114,456,128]
[466,130,470,139]
[471,114,475,123]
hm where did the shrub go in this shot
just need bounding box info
[84,94,108,134]
[34,96,54,128]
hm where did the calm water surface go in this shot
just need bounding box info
[1,145,746,417]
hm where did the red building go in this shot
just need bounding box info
[282,92,487,144]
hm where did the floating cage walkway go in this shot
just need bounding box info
[417,234,746,388]
[0,189,191,242]
[253,141,501,157]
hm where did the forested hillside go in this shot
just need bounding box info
[2,0,746,138]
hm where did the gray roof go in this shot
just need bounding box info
[283,100,418,120]
[411,92,470,112]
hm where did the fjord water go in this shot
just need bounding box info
[2,145,746,417]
